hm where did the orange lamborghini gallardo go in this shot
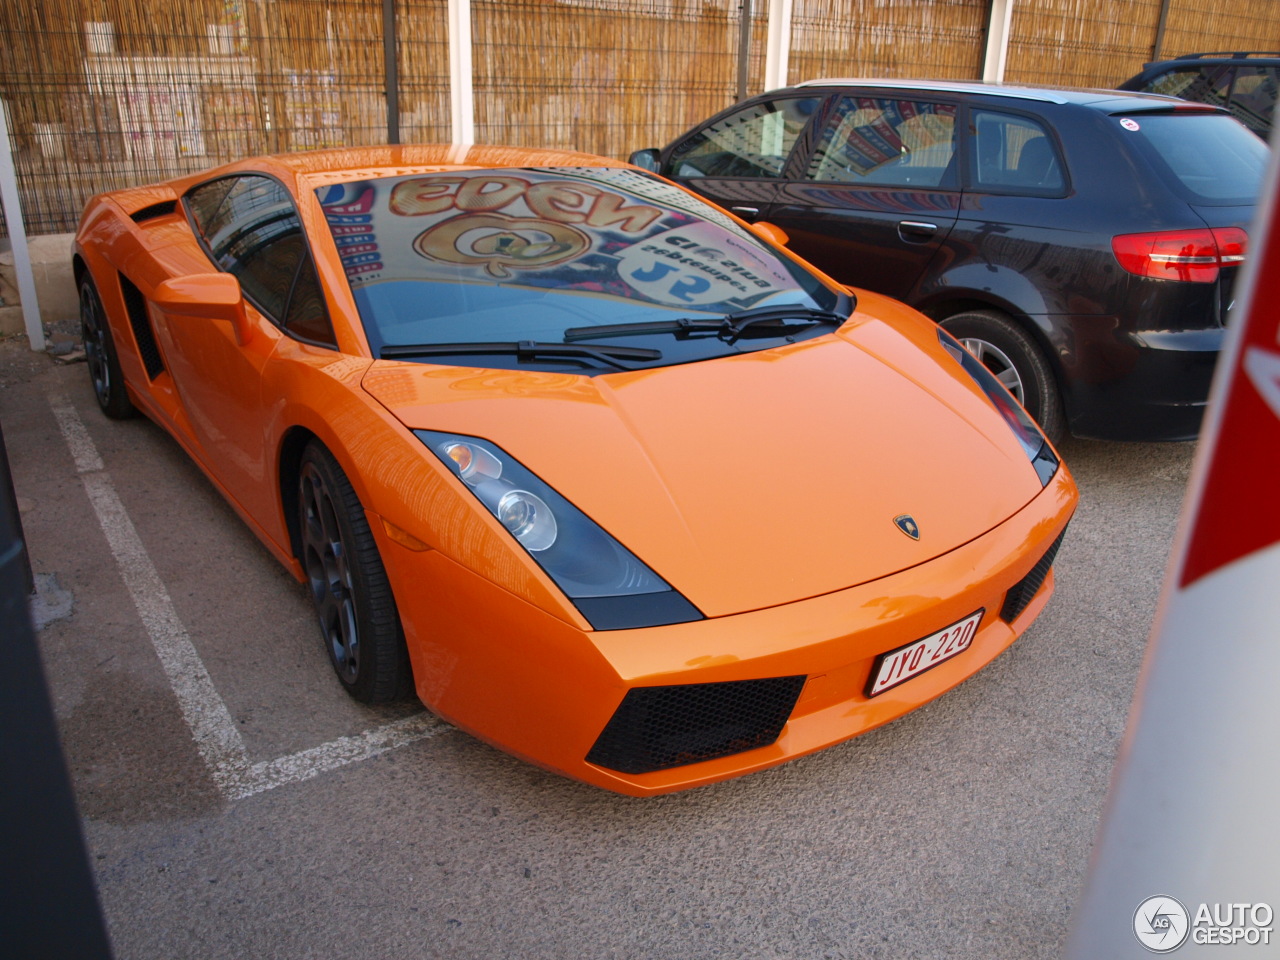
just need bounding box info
[73,145,1077,795]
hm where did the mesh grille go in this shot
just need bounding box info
[118,273,165,379]
[1001,526,1068,623]
[586,676,806,775]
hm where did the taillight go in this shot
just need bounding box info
[1112,228,1248,283]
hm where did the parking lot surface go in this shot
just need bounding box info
[3,337,1194,959]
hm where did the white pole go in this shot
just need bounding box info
[447,0,474,145]
[763,0,792,91]
[982,0,1014,83]
[0,100,46,353]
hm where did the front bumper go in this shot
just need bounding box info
[378,466,1077,796]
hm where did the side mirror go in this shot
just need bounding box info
[748,221,790,247]
[152,273,253,346]
[627,149,661,173]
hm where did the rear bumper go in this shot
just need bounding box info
[1059,322,1223,441]
[381,467,1078,795]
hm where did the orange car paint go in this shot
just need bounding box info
[74,145,1078,794]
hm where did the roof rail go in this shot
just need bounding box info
[1174,51,1280,59]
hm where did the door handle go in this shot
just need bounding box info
[898,220,938,241]
[729,206,760,218]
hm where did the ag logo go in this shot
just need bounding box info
[1134,896,1190,952]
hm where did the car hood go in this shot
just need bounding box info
[361,314,1049,618]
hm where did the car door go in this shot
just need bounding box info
[155,173,336,522]
[660,94,825,223]
[766,93,962,301]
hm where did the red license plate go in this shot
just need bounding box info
[866,609,984,697]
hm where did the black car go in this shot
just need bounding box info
[1120,52,1279,139]
[630,80,1268,441]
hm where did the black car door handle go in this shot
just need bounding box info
[729,206,760,219]
[898,220,938,241]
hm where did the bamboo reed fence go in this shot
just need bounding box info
[471,0,765,159]
[1004,0,1164,87]
[788,0,988,82]
[0,0,1277,237]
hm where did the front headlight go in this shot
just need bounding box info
[418,430,703,630]
[937,329,1059,486]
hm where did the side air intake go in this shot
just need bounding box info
[586,675,806,775]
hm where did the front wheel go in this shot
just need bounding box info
[940,310,1064,445]
[297,442,411,703]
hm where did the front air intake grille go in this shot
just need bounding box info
[1000,526,1068,623]
[586,675,806,775]
[118,273,165,379]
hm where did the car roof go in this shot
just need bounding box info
[1159,51,1280,63]
[788,78,1187,110]
[256,144,631,181]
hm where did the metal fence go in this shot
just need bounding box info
[1,0,1277,237]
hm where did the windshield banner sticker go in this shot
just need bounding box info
[317,169,792,311]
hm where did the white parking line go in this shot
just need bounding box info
[50,397,447,800]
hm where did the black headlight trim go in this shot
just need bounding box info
[416,429,705,630]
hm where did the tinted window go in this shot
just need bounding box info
[806,97,957,188]
[669,97,821,179]
[1142,65,1234,108]
[315,167,848,372]
[1226,66,1278,135]
[1118,113,1268,204]
[970,110,1065,195]
[283,254,332,344]
[185,178,237,231]
[186,175,336,346]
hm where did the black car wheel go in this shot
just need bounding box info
[941,310,1064,445]
[79,275,135,420]
[298,441,411,703]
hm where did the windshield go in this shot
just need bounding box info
[315,167,848,371]
[1118,113,1268,205]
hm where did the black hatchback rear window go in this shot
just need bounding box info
[1116,113,1268,205]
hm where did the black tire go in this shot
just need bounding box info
[297,441,412,703]
[940,309,1065,445]
[79,275,135,420]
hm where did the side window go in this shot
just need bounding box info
[185,175,336,347]
[805,97,957,187]
[1142,66,1234,108]
[668,96,821,179]
[1226,66,1278,135]
[283,255,332,344]
[970,111,1066,195]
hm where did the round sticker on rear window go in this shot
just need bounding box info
[1120,118,1141,131]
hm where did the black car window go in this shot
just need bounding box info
[970,110,1066,195]
[668,97,822,179]
[186,175,337,347]
[804,97,958,188]
[282,251,333,344]
[1117,113,1267,204]
[1226,65,1278,135]
[1142,65,1234,109]
[185,177,237,232]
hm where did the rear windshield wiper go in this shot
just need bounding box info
[379,340,662,370]
[563,303,849,342]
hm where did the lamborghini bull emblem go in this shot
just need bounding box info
[894,514,920,540]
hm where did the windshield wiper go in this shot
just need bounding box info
[380,340,662,370]
[563,303,849,343]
